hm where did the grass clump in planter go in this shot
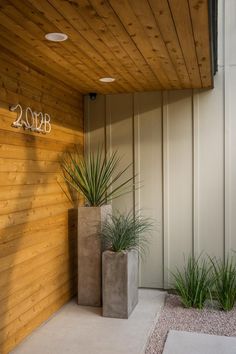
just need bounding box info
[101,211,152,255]
[61,146,134,206]
[102,211,153,318]
[210,255,236,311]
[172,255,212,309]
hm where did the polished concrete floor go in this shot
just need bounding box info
[11,289,166,354]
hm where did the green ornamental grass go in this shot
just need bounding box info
[101,211,152,256]
[61,147,134,206]
[172,255,212,309]
[210,256,236,311]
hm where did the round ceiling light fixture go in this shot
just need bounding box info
[99,77,115,83]
[45,33,68,42]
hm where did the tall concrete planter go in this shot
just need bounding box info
[77,205,111,306]
[102,250,139,318]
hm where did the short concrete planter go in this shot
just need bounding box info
[77,205,111,307]
[102,249,139,318]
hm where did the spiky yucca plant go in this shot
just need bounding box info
[210,256,236,311]
[172,255,212,309]
[61,147,134,206]
[101,211,152,255]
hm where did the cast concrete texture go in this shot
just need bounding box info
[77,205,111,306]
[11,289,165,354]
[102,250,138,318]
[163,330,236,354]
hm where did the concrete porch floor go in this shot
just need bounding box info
[11,289,165,354]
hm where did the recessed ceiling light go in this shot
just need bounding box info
[45,33,68,42]
[99,77,115,83]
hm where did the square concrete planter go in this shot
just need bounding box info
[77,205,111,306]
[102,250,139,318]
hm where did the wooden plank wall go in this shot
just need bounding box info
[0,50,83,353]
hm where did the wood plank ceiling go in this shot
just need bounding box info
[0,0,213,94]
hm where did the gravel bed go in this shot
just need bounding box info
[145,294,236,354]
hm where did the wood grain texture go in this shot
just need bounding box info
[0,49,82,353]
[3,288,75,354]
[0,0,213,93]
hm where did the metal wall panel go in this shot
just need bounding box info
[85,0,236,287]
[84,95,106,153]
[163,90,193,287]
[193,72,224,259]
[134,91,163,288]
[106,94,134,213]
[225,0,236,254]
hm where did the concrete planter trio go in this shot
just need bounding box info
[77,205,138,318]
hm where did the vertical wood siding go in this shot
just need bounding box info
[0,52,83,353]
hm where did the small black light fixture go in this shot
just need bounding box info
[89,93,97,101]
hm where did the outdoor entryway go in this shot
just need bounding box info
[1,0,236,354]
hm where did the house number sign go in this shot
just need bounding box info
[10,104,51,134]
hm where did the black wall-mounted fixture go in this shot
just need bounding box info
[209,0,218,75]
[89,93,97,101]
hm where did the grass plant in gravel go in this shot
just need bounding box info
[210,255,236,311]
[172,255,212,309]
[145,294,236,354]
